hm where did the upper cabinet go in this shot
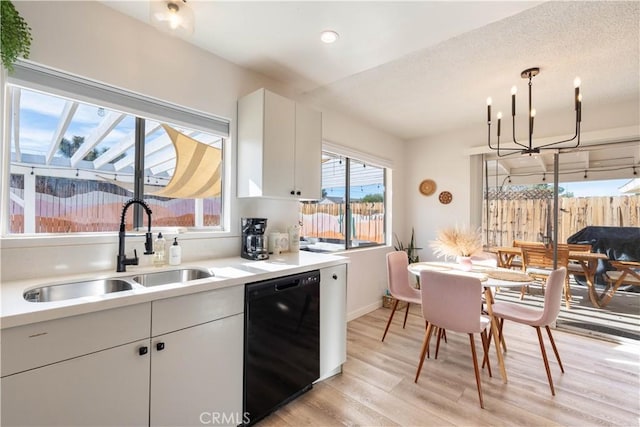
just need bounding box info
[237,88,321,199]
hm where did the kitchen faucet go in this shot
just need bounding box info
[117,198,154,272]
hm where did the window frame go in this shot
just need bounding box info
[299,148,389,252]
[1,61,230,238]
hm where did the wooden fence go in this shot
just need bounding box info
[300,202,385,243]
[484,195,640,246]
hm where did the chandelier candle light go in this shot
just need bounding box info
[487,67,582,157]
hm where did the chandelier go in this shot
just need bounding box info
[486,67,582,157]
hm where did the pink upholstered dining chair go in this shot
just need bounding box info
[382,251,422,342]
[415,270,492,409]
[491,267,567,396]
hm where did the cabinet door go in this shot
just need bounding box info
[319,264,347,380]
[1,339,150,426]
[263,90,296,197]
[150,313,244,427]
[294,103,322,199]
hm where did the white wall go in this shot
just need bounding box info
[1,1,405,320]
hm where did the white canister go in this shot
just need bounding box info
[269,233,281,255]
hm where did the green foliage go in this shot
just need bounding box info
[361,193,383,203]
[58,136,124,163]
[1,1,32,72]
[393,227,421,264]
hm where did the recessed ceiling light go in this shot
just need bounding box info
[320,30,339,44]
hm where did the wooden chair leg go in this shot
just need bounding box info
[435,327,443,359]
[535,326,556,396]
[545,325,564,373]
[381,299,399,342]
[415,323,434,382]
[402,302,411,328]
[483,317,506,369]
[480,330,492,378]
[469,333,484,409]
[564,277,571,309]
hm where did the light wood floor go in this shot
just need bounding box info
[260,305,640,426]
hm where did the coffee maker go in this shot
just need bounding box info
[241,218,269,260]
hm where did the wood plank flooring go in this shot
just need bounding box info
[260,305,640,426]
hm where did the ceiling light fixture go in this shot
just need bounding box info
[320,30,339,44]
[150,0,194,37]
[487,67,582,157]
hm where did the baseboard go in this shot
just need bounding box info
[347,300,382,322]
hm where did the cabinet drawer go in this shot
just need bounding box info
[1,303,151,377]
[151,285,243,336]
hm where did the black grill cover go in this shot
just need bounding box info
[567,226,640,286]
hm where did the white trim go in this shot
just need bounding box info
[323,139,394,169]
[347,300,382,322]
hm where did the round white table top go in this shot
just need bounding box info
[408,261,533,288]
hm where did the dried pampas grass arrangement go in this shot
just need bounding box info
[430,226,483,258]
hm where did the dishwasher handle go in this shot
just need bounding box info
[275,280,301,291]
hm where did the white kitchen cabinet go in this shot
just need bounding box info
[1,339,151,427]
[319,264,347,380]
[237,88,321,199]
[1,285,244,427]
[1,303,152,426]
[149,285,244,427]
[150,313,244,427]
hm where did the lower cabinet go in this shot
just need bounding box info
[1,285,244,427]
[1,339,151,427]
[319,264,347,380]
[150,313,244,426]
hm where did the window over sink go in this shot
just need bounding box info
[3,62,228,235]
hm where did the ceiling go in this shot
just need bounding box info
[103,1,639,142]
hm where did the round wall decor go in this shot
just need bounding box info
[438,191,453,204]
[419,179,436,196]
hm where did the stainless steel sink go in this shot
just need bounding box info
[24,278,134,303]
[131,268,214,287]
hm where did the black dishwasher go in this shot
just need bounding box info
[243,270,320,426]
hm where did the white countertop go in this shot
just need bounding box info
[1,251,348,329]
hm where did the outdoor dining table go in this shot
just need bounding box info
[490,246,610,308]
[407,261,534,384]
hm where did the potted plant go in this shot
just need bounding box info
[394,227,421,264]
[1,1,32,72]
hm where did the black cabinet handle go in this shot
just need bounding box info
[332,274,338,280]
[290,190,295,195]
[296,191,301,196]
[156,342,165,351]
[138,346,148,356]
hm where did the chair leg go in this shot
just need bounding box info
[564,277,572,309]
[468,333,484,409]
[480,330,492,378]
[415,323,434,382]
[535,326,556,396]
[545,325,564,373]
[402,302,411,328]
[498,317,507,353]
[435,327,443,359]
[381,299,399,342]
[483,317,506,369]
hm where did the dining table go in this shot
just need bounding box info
[407,261,534,384]
[490,246,610,308]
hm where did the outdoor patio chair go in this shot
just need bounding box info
[602,261,640,307]
[520,244,571,308]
